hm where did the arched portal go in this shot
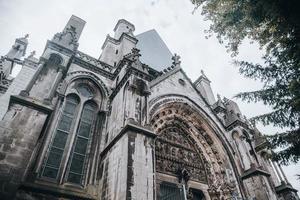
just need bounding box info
[150,100,239,200]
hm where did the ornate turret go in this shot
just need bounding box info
[194,70,216,105]
[99,19,137,67]
[0,34,28,79]
[52,15,86,51]
[113,19,135,40]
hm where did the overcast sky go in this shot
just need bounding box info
[0,0,299,191]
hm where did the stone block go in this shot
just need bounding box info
[0,152,6,161]
[0,136,13,145]
[2,144,12,152]
[14,140,26,148]
[5,154,23,166]
[0,164,11,179]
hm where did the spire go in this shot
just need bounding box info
[52,15,86,51]
[28,50,36,58]
[172,53,181,67]
[113,19,135,39]
[194,69,216,105]
[200,69,210,82]
[0,34,29,79]
[217,93,221,101]
[6,34,29,59]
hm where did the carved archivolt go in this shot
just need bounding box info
[59,71,110,97]
[150,99,238,199]
[155,126,207,183]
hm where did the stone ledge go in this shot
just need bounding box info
[19,182,96,200]
[9,95,54,114]
[241,166,270,180]
[100,120,156,158]
[275,182,298,194]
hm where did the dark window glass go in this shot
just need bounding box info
[57,114,72,131]
[69,153,85,173]
[64,102,77,116]
[43,167,58,179]
[82,108,94,122]
[67,102,96,184]
[78,122,91,138]
[48,54,62,66]
[67,172,81,184]
[191,189,205,200]
[42,95,78,179]
[159,183,184,200]
[52,130,68,149]
[74,137,88,154]
[46,147,63,168]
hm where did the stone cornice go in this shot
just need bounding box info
[10,95,54,114]
[63,70,110,97]
[225,119,249,131]
[45,40,74,56]
[73,55,114,79]
[241,166,270,180]
[75,51,113,72]
[150,66,180,88]
[101,33,137,50]
[109,64,154,101]
[100,121,156,158]
[254,140,269,152]
[275,182,298,194]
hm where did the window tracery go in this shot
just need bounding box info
[41,95,79,179]
[40,80,104,186]
[67,101,97,184]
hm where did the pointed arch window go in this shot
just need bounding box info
[67,102,97,184]
[42,95,79,179]
[40,81,104,186]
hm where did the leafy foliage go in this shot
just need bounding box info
[191,0,300,164]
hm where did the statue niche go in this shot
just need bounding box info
[155,127,207,184]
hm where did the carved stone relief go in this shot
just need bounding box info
[151,100,239,199]
[155,127,207,183]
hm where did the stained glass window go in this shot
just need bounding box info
[42,95,79,179]
[67,102,96,184]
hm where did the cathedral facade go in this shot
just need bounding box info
[0,15,298,200]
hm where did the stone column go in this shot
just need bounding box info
[272,161,284,183]
[278,163,289,184]
[43,68,64,104]
[126,126,155,200]
[99,122,156,200]
[19,61,45,97]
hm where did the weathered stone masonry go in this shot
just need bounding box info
[0,15,298,200]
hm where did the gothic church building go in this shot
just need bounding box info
[0,15,298,200]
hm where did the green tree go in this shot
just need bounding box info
[191,0,300,164]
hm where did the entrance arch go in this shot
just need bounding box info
[150,99,239,200]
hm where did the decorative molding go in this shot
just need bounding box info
[45,40,74,56]
[241,166,270,180]
[9,95,54,114]
[101,33,137,50]
[100,121,155,158]
[155,127,207,183]
[75,51,113,72]
[60,70,110,97]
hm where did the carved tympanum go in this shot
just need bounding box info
[155,128,207,183]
